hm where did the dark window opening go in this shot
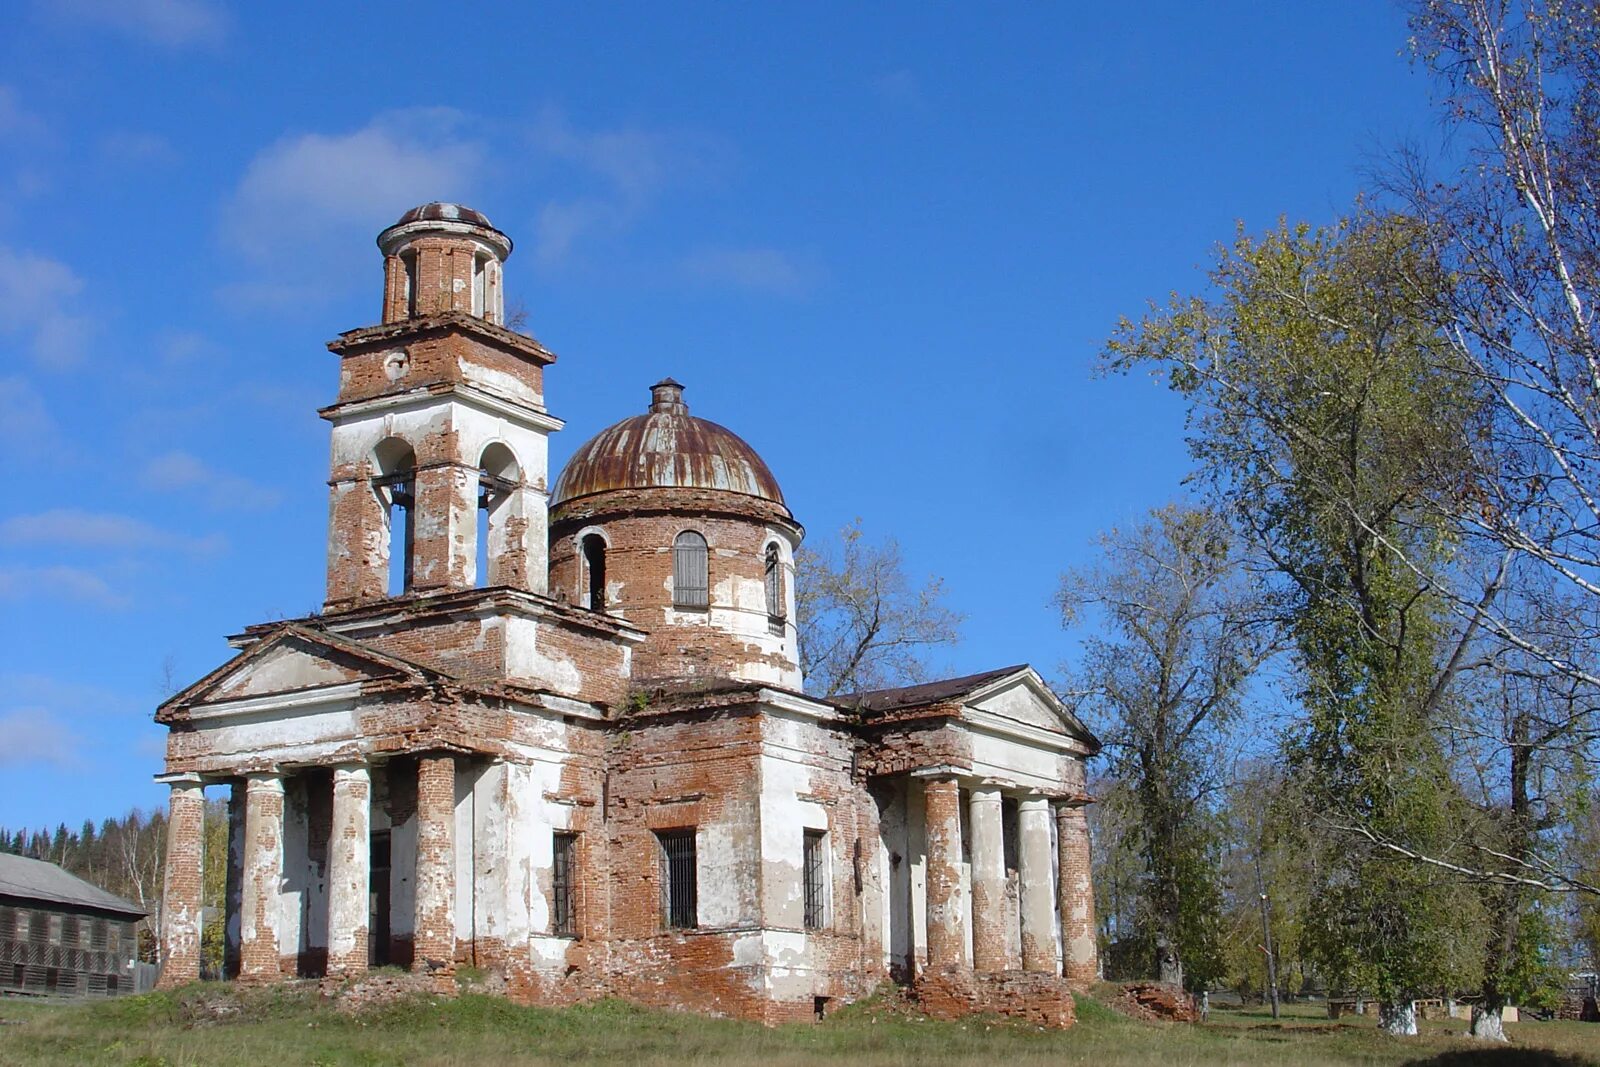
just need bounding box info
[765,543,784,634]
[657,828,697,929]
[581,535,607,611]
[814,995,830,1019]
[375,471,416,595]
[403,252,418,316]
[673,531,709,609]
[803,829,827,931]
[552,832,578,936]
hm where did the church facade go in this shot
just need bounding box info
[153,203,1100,1025]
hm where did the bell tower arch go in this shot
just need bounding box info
[322,203,563,610]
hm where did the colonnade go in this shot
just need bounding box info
[155,756,459,988]
[921,777,1097,984]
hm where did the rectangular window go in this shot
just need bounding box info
[803,829,827,931]
[552,832,578,936]
[657,828,698,930]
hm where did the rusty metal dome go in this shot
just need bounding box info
[392,202,497,229]
[552,379,787,508]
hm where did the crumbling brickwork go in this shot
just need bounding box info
[153,203,1101,1030]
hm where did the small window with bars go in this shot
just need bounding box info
[552,832,578,936]
[657,828,698,929]
[673,531,709,609]
[803,829,827,931]
[764,543,785,634]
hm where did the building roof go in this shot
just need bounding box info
[0,853,146,918]
[551,379,788,509]
[834,665,1029,716]
[391,201,497,230]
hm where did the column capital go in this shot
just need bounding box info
[332,762,372,782]
[155,772,205,788]
[245,771,285,793]
[1018,795,1051,814]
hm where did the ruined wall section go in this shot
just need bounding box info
[754,702,878,1018]
[596,702,770,1019]
[550,487,801,690]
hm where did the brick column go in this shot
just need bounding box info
[156,776,205,988]
[1018,797,1055,973]
[413,755,456,975]
[967,786,1006,973]
[239,773,285,982]
[327,764,372,976]
[1056,802,1098,987]
[922,777,967,971]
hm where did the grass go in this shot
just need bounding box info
[0,984,1595,1067]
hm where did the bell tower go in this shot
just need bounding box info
[320,203,563,610]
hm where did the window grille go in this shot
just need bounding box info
[764,544,784,633]
[657,829,698,929]
[552,832,578,936]
[673,531,709,609]
[803,829,827,930]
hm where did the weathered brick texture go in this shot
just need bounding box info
[1057,803,1098,987]
[413,756,456,978]
[156,781,205,988]
[923,778,966,971]
[239,774,285,982]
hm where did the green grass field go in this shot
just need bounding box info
[0,983,1594,1067]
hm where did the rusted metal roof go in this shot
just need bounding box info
[391,202,497,230]
[552,380,787,507]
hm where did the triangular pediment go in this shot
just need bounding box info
[963,668,1100,751]
[160,625,435,715]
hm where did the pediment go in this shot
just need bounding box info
[161,625,433,714]
[962,669,1099,751]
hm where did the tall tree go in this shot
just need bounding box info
[1104,214,1491,1034]
[795,519,963,697]
[1058,503,1276,991]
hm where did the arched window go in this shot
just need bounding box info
[581,534,607,610]
[477,443,521,588]
[764,543,785,633]
[372,438,416,595]
[673,530,709,609]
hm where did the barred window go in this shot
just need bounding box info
[673,531,709,609]
[552,832,578,936]
[803,829,827,931]
[764,543,784,634]
[657,828,698,929]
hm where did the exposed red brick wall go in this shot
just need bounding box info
[413,756,456,979]
[550,487,799,686]
[1057,803,1098,988]
[156,782,205,988]
[922,778,965,971]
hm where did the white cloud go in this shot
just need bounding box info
[680,246,815,297]
[140,449,282,512]
[0,565,128,609]
[0,508,225,555]
[224,109,482,262]
[527,108,733,266]
[0,709,80,768]
[0,246,95,368]
[44,0,228,48]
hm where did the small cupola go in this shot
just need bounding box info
[377,202,512,325]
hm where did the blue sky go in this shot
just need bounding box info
[0,1,1440,831]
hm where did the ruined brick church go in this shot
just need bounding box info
[154,203,1100,1025]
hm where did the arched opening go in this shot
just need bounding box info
[372,438,416,596]
[673,530,709,609]
[477,443,521,588]
[581,534,607,611]
[472,254,488,317]
[402,251,418,317]
[764,543,785,634]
